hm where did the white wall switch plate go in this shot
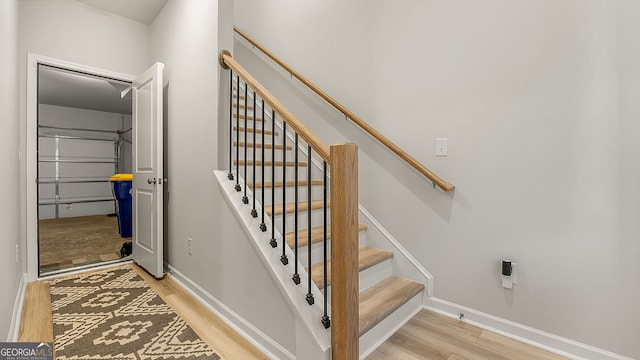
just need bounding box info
[436,138,448,157]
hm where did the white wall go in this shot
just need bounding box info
[18,0,150,77]
[38,105,130,219]
[150,0,297,354]
[234,1,640,358]
[612,2,640,355]
[0,0,22,340]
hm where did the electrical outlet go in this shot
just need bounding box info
[15,244,19,264]
[66,203,72,211]
[187,238,193,256]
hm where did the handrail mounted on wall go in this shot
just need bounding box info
[233,27,454,192]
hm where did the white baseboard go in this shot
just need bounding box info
[166,264,294,360]
[425,297,634,360]
[8,273,27,341]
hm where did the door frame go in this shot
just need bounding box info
[26,53,136,281]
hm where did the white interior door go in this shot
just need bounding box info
[132,62,164,278]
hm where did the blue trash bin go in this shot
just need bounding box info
[110,174,133,238]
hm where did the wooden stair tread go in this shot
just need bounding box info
[233,103,254,110]
[285,224,367,248]
[309,247,393,289]
[248,180,323,189]
[265,200,329,216]
[359,276,424,336]
[232,94,246,100]
[234,160,307,167]
[234,142,292,150]
[233,113,264,121]
[233,126,277,135]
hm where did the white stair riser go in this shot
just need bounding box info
[293,240,331,269]
[232,145,289,160]
[271,209,330,233]
[293,230,367,267]
[358,290,423,359]
[232,132,321,165]
[232,128,281,144]
[235,166,316,183]
[231,137,278,146]
[229,197,331,236]
[251,186,325,207]
[324,258,394,305]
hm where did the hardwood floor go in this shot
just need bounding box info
[131,266,267,359]
[38,215,128,273]
[366,310,569,360]
[20,263,568,360]
[18,281,53,342]
[19,264,267,360]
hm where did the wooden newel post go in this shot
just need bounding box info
[330,142,359,360]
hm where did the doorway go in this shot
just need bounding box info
[31,59,135,277]
[27,54,165,281]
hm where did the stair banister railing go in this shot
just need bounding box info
[220,50,360,360]
[234,27,455,192]
[220,50,330,161]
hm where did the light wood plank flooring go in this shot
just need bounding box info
[20,263,569,360]
[19,264,267,360]
[38,215,128,273]
[367,310,569,360]
[18,281,53,342]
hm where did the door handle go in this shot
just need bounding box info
[147,177,157,184]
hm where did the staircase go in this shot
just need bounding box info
[220,75,426,358]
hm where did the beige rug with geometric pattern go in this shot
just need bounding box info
[49,267,222,359]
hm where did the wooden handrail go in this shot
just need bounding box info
[234,27,455,192]
[220,51,331,162]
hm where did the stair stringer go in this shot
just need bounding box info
[215,170,331,360]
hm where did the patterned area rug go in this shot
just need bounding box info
[49,267,222,360]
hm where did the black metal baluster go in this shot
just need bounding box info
[228,70,234,180]
[270,110,277,248]
[292,134,300,285]
[251,91,258,217]
[242,85,249,204]
[234,75,241,191]
[280,122,289,265]
[321,161,330,328]
[306,145,314,305]
[260,100,267,231]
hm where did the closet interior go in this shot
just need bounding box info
[37,65,133,275]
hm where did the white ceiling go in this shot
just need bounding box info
[39,66,133,115]
[76,0,169,25]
